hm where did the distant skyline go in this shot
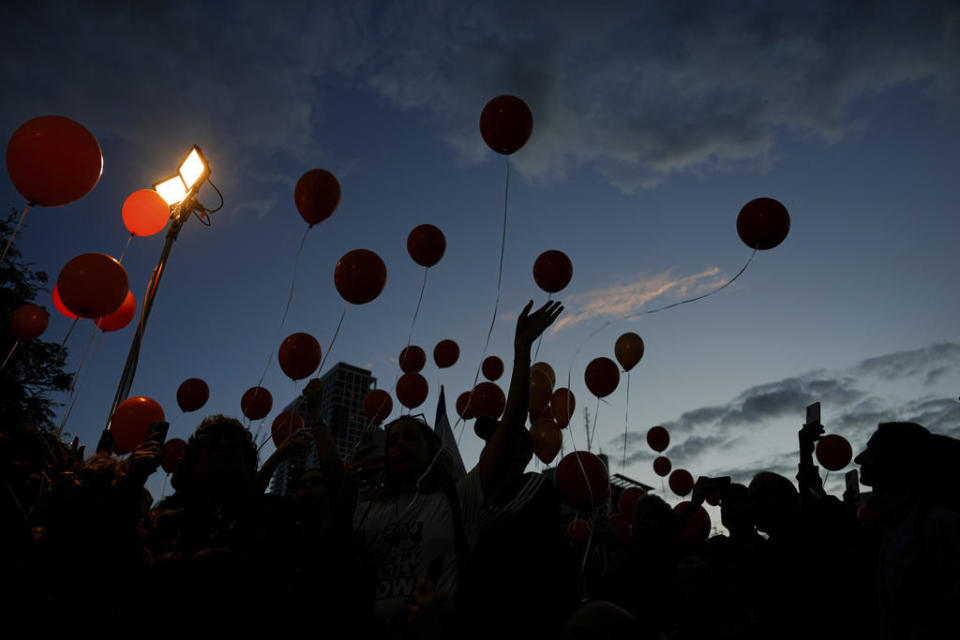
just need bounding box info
[2,1,957,510]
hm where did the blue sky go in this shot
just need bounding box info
[2,1,958,510]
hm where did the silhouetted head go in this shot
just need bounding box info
[474,415,497,441]
[172,415,257,495]
[748,472,798,537]
[720,483,755,536]
[564,600,645,640]
[854,422,930,491]
[383,415,452,493]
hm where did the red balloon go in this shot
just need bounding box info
[295,169,340,226]
[334,249,387,305]
[529,369,553,417]
[609,513,631,544]
[618,487,646,523]
[111,396,165,453]
[674,501,712,544]
[706,491,722,507]
[647,426,670,452]
[584,357,620,398]
[407,224,446,268]
[556,451,610,511]
[567,518,592,545]
[551,387,576,428]
[10,304,49,340]
[122,189,170,236]
[481,356,504,381]
[471,382,506,419]
[95,290,136,332]
[816,434,853,471]
[363,389,393,423]
[57,253,128,318]
[531,362,556,388]
[52,286,78,320]
[278,332,321,381]
[669,469,694,497]
[160,438,187,474]
[533,250,573,293]
[176,378,209,413]
[479,95,534,155]
[433,339,459,368]
[396,372,429,409]
[736,197,790,250]
[456,391,476,420]
[614,333,644,372]
[6,115,102,206]
[241,386,273,421]
[399,345,426,373]
[272,411,305,448]
[653,456,672,477]
[530,419,562,464]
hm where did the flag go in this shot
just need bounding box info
[435,385,466,479]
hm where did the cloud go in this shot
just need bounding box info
[619,342,960,471]
[3,1,957,194]
[550,266,724,333]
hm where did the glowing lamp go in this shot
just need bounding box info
[178,145,209,190]
[153,174,187,206]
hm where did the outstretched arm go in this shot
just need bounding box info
[479,300,563,498]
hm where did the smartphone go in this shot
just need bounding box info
[806,402,821,426]
[146,421,169,446]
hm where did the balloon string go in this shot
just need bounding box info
[0,203,31,266]
[69,324,99,393]
[622,371,630,470]
[252,419,265,445]
[57,317,80,363]
[564,414,596,597]
[58,327,98,437]
[118,233,134,265]
[317,304,348,376]
[482,157,511,353]
[589,395,601,452]
[280,226,311,329]
[0,342,19,370]
[405,267,429,352]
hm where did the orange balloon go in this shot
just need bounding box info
[396,373,429,409]
[533,250,573,293]
[295,169,340,226]
[433,339,459,368]
[52,286,78,320]
[614,333,644,372]
[530,419,562,464]
[482,356,504,381]
[363,389,393,423]
[122,189,170,236]
[669,469,694,497]
[479,95,533,155]
[10,304,49,340]
[584,357,620,398]
[736,197,790,250]
[95,290,136,332]
[407,224,446,268]
[399,345,426,373]
[176,378,210,413]
[555,451,610,511]
[111,396,164,453]
[6,115,102,206]
[57,253,128,318]
[471,382,505,419]
[272,411,305,448]
[551,387,576,428]
[334,249,387,305]
[241,386,272,421]
[529,369,553,417]
[531,361,556,388]
[278,332,321,380]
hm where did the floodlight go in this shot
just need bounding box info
[178,145,209,190]
[153,175,187,205]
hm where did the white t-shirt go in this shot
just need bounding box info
[354,465,484,620]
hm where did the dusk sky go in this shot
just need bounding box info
[3,1,958,510]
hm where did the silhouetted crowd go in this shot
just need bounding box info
[2,303,958,639]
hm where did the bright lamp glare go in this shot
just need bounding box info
[154,175,187,205]
[178,148,207,189]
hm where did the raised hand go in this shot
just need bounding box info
[515,300,564,351]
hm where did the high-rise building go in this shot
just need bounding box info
[269,362,377,495]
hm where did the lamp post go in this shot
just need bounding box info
[98,146,213,452]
